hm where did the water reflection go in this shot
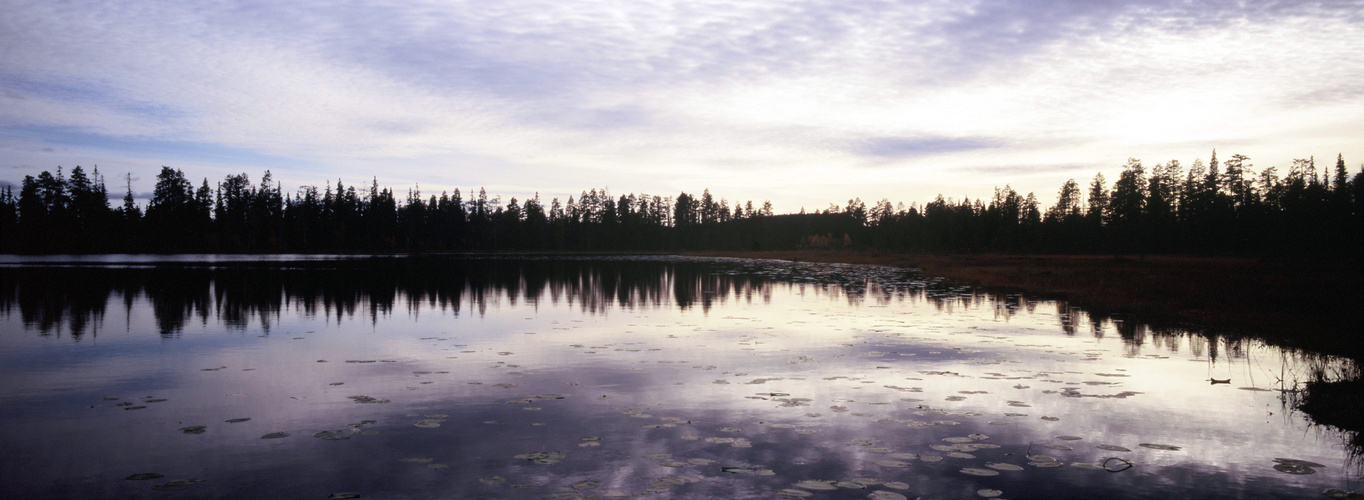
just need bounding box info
[0,256,1358,499]
[0,256,1290,347]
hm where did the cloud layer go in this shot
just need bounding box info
[2,0,1361,209]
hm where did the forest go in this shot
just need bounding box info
[1,151,1360,257]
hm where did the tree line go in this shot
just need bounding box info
[1,150,1360,257]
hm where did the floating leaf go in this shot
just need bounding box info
[260,432,290,439]
[1138,443,1181,451]
[515,451,565,465]
[959,468,999,476]
[977,489,1003,498]
[1272,458,1324,475]
[314,431,351,440]
[882,481,909,490]
[869,491,908,500]
[225,418,251,423]
[571,480,600,490]
[179,426,206,435]
[794,480,838,491]
[1096,444,1130,452]
[126,473,163,480]
[327,494,361,499]
[1056,435,1083,441]
[873,460,910,468]
[777,489,814,498]
[986,462,1024,471]
[348,395,390,404]
[1322,488,1364,500]
[722,466,774,475]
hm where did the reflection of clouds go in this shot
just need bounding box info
[1,258,1358,497]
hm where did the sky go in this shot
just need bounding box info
[2,0,1362,212]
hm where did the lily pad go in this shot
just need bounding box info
[978,489,1003,498]
[869,491,908,500]
[794,480,839,491]
[1139,443,1181,451]
[327,494,361,499]
[1096,444,1131,452]
[348,395,390,404]
[1273,458,1324,475]
[960,468,1000,476]
[882,481,909,490]
[514,451,565,465]
[225,418,251,423]
[314,431,351,440]
[260,432,290,439]
[722,466,774,475]
[777,489,814,498]
[986,462,1024,471]
[126,473,164,480]
[179,426,206,434]
[1322,488,1364,499]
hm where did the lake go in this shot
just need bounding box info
[0,255,1357,499]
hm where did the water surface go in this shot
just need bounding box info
[1,256,1357,499]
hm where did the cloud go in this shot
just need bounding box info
[0,0,1361,210]
[854,136,1001,159]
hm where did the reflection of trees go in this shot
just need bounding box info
[0,258,1353,371]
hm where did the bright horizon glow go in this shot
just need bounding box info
[2,1,1362,213]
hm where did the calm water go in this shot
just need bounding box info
[0,255,1357,499]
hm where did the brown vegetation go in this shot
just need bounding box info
[686,250,1363,361]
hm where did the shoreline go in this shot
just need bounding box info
[683,250,1364,362]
